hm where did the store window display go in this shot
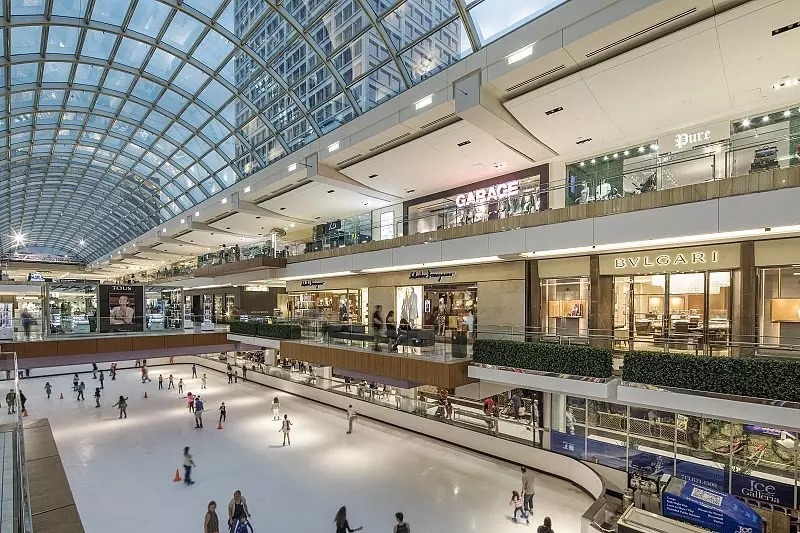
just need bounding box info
[48,283,97,334]
[730,105,800,178]
[541,278,589,336]
[567,143,660,205]
[396,286,423,328]
[289,290,363,323]
[759,265,800,348]
[417,284,477,336]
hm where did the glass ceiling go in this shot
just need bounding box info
[0,0,567,261]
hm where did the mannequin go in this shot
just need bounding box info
[408,288,419,327]
[338,296,349,322]
[436,297,447,336]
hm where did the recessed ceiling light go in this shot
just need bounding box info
[327,189,335,193]
[579,161,585,167]
[79,239,85,245]
[590,159,596,164]
[290,223,296,228]
[624,150,630,156]
[368,174,378,179]
[507,44,534,64]
[741,119,750,127]
[762,115,770,122]
[415,94,433,110]
[194,211,200,217]
[162,228,166,233]
[638,146,645,153]
[244,186,251,193]
[612,153,619,159]
[328,141,340,152]
[180,218,185,224]
[288,163,297,172]
[279,207,286,211]
[650,144,659,150]
[784,110,792,117]
[602,156,608,161]
[221,198,227,204]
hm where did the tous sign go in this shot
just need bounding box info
[675,129,712,150]
[614,250,719,269]
[455,181,520,207]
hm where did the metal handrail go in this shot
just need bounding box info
[8,352,33,533]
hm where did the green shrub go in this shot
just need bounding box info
[622,351,800,402]
[229,321,301,340]
[473,339,613,378]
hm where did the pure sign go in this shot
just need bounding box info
[455,180,520,207]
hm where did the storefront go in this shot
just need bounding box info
[729,103,800,178]
[603,244,739,355]
[537,257,591,337]
[286,285,367,324]
[144,286,183,330]
[48,280,98,334]
[404,166,549,235]
[755,238,800,350]
[186,285,287,323]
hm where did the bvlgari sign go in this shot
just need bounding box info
[600,244,740,275]
[455,181,520,207]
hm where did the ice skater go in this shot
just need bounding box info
[183,446,195,485]
[201,374,207,389]
[509,490,529,525]
[141,366,151,383]
[218,402,226,425]
[234,369,239,383]
[272,397,280,420]
[227,365,233,384]
[279,414,292,446]
[72,373,79,391]
[187,392,195,412]
[178,378,184,394]
[19,391,26,414]
[77,381,85,401]
[112,395,128,419]
[94,387,101,408]
[242,366,247,381]
[158,374,164,390]
[194,396,204,429]
[537,517,554,533]
[192,364,197,378]
[135,359,141,368]
[521,466,535,514]
[44,382,52,399]
[5,389,15,414]
[168,374,175,389]
[227,490,251,531]
[393,512,410,533]
[92,362,98,379]
[232,517,254,533]
[204,501,219,533]
[334,506,363,533]
[99,370,104,389]
[110,363,117,380]
[346,405,356,434]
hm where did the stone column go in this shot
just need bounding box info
[736,241,756,356]
[589,255,614,347]
[527,260,541,340]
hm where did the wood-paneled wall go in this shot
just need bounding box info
[280,341,471,389]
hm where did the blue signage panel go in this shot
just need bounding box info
[663,481,763,533]
[676,459,729,491]
[550,431,585,460]
[629,448,675,476]
[730,472,795,508]
[586,438,628,470]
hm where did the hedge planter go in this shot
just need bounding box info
[622,351,800,403]
[473,339,613,379]
[229,321,302,340]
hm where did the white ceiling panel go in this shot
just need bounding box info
[340,121,534,199]
[209,212,300,237]
[260,182,390,222]
[174,230,260,249]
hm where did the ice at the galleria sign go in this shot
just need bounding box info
[455,180,520,207]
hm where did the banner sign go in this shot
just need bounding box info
[551,431,585,460]
[730,472,795,508]
[663,481,763,533]
[676,459,729,491]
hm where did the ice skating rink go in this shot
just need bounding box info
[6,364,591,533]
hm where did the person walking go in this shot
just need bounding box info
[5,389,15,414]
[112,395,128,419]
[393,512,410,533]
[272,397,280,420]
[18,391,26,414]
[141,366,151,383]
[44,382,52,399]
[201,374,207,389]
[178,378,184,394]
[346,405,356,434]
[234,369,239,384]
[98,370,104,389]
[204,501,219,533]
[94,387,101,408]
[227,365,233,384]
[168,374,175,389]
[77,381,85,401]
[158,374,164,390]
[194,396,204,429]
[92,363,98,379]
[135,359,140,368]
[537,517,554,533]
[192,364,197,379]
[182,446,195,485]
[511,391,522,420]
[279,414,292,446]
[242,365,247,381]
[521,466,536,515]
[218,402,226,425]
[334,506,363,533]
[110,363,117,380]
[372,304,384,351]
[72,373,79,392]
[227,490,251,531]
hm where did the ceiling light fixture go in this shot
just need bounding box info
[624,150,630,156]
[415,94,433,110]
[79,239,85,246]
[194,211,200,217]
[221,198,227,204]
[590,159,596,164]
[784,110,792,117]
[288,163,297,172]
[180,218,185,224]
[638,146,645,153]
[579,162,585,167]
[328,141,340,152]
[762,115,770,122]
[650,144,659,151]
[507,44,534,65]
[244,186,251,193]
[742,119,750,127]
[161,228,166,233]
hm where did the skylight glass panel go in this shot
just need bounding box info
[87,115,111,129]
[163,12,204,52]
[166,122,192,144]
[145,49,182,80]
[144,110,171,131]
[120,101,148,121]
[36,110,61,122]
[469,0,564,44]
[10,63,37,85]
[11,26,42,55]
[94,94,122,113]
[382,0,458,49]
[200,177,220,195]
[202,119,228,144]
[216,1,235,33]
[181,103,211,126]
[103,70,135,93]
[193,30,234,70]
[114,38,151,69]
[401,19,470,83]
[81,30,117,60]
[90,0,129,26]
[202,150,225,172]
[365,0,400,16]
[129,1,172,38]
[174,63,208,94]
[188,186,206,203]
[41,62,71,84]
[132,78,163,103]
[74,64,104,86]
[198,80,233,110]
[10,90,35,110]
[67,90,94,108]
[157,90,189,115]
[47,26,81,55]
[51,0,87,17]
[11,0,45,15]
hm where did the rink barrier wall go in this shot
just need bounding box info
[186,356,606,501]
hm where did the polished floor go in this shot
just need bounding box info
[5,365,590,533]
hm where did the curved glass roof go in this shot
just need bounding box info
[0,0,566,261]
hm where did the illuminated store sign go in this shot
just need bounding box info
[300,280,325,288]
[614,251,719,269]
[455,181,520,207]
[409,270,455,282]
[674,129,712,150]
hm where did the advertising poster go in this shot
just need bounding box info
[628,448,675,476]
[676,459,729,491]
[586,438,628,470]
[98,285,144,333]
[663,481,763,533]
[730,472,795,508]
[551,430,585,460]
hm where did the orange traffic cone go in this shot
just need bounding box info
[23,409,28,417]
[217,420,223,430]
[143,391,148,399]
[173,468,181,482]
[59,393,64,400]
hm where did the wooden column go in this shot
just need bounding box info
[527,260,541,340]
[589,255,614,347]
[736,241,757,356]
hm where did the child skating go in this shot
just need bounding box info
[112,396,128,419]
[72,373,79,391]
[219,402,226,425]
[510,490,529,525]
[99,370,104,389]
[178,378,184,394]
[272,397,280,420]
[279,414,292,446]
[187,392,195,412]
[94,387,101,408]
[44,382,52,399]
[201,374,207,389]
[168,374,174,389]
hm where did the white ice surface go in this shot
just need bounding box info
[6,365,591,533]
